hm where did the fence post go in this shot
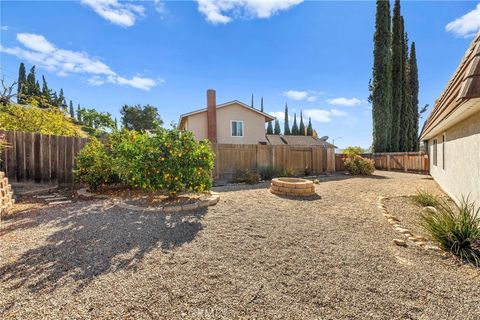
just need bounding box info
[386,154,390,171]
[404,154,408,172]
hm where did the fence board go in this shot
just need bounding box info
[24,132,34,181]
[335,152,429,174]
[41,134,50,182]
[34,133,42,182]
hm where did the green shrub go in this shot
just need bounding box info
[110,129,214,196]
[421,198,480,266]
[258,166,279,181]
[411,190,440,207]
[342,146,364,157]
[343,155,375,175]
[233,169,260,184]
[74,138,118,190]
[279,168,295,177]
[313,178,320,184]
[0,103,86,137]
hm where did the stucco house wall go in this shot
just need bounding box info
[183,112,208,141]
[428,111,480,204]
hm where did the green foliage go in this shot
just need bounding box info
[421,198,480,266]
[284,103,291,135]
[342,146,364,156]
[120,104,163,131]
[266,121,273,134]
[258,166,279,181]
[306,117,313,136]
[409,42,419,151]
[291,113,299,135]
[371,0,392,152]
[17,63,26,104]
[411,190,440,207]
[0,103,86,136]
[390,0,403,152]
[74,138,118,191]
[260,96,264,112]
[78,107,115,132]
[343,155,375,175]
[274,119,281,135]
[299,111,305,135]
[279,168,295,177]
[313,178,320,184]
[233,169,260,184]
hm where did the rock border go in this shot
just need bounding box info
[377,195,441,251]
[0,172,15,216]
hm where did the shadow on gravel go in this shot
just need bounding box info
[321,173,390,182]
[0,201,207,293]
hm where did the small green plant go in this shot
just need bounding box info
[313,178,320,184]
[343,155,375,175]
[258,166,279,181]
[279,168,295,177]
[421,198,480,266]
[74,137,118,191]
[233,169,260,184]
[411,190,440,207]
[342,146,364,157]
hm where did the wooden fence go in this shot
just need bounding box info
[0,131,89,184]
[212,144,335,181]
[335,152,429,174]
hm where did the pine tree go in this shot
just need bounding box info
[390,0,403,152]
[274,119,281,135]
[291,113,299,135]
[41,75,51,102]
[260,96,264,112]
[371,0,392,152]
[409,42,419,151]
[58,89,66,110]
[51,91,58,108]
[284,103,291,135]
[35,80,41,96]
[77,104,82,122]
[399,25,410,152]
[17,62,26,104]
[266,121,273,134]
[299,111,305,135]
[251,94,254,108]
[69,100,75,118]
[306,117,313,136]
[26,66,36,98]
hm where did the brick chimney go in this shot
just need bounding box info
[207,89,217,143]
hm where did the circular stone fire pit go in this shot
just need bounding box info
[270,178,316,197]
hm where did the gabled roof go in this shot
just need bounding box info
[178,100,275,126]
[420,32,480,140]
[266,135,336,148]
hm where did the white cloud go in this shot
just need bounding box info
[330,109,347,116]
[327,97,362,107]
[196,0,303,24]
[446,4,480,38]
[154,0,166,15]
[1,33,158,91]
[0,26,9,31]
[81,0,145,27]
[283,89,318,102]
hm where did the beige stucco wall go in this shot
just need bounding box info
[428,111,480,205]
[182,103,268,144]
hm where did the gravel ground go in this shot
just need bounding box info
[1,171,480,319]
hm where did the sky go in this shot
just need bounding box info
[1,0,479,149]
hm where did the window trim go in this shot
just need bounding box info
[442,133,446,170]
[432,139,438,167]
[230,120,244,137]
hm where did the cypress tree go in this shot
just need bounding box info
[35,80,41,96]
[409,42,419,151]
[299,111,305,135]
[251,94,254,108]
[284,103,291,135]
[291,113,299,135]
[260,96,264,112]
[69,100,75,118]
[266,121,273,134]
[399,25,410,152]
[390,0,403,152]
[58,89,66,110]
[26,66,36,98]
[41,75,51,102]
[77,104,82,122]
[114,117,118,130]
[274,119,281,135]
[371,0,392,152]
[17,62,26,104]
[306,117,313,136]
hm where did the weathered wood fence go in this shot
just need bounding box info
[212,144,335,181]
[335,152,429,174]
[0,131,89,184]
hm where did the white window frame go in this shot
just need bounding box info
[432,139,438,167]
[230,120,244,137]
[442,133,446,171]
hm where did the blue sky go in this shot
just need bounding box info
[1,1,479,149]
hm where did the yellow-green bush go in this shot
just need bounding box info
[0,104,86,137]
[343,155,375,175]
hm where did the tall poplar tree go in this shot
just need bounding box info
[292,113,299,135]
[399,21,410,152]
[371,0,392,152]
[26,66,36,97]
[17,62,26,104]
[251,94,254,108]
[69,100,75,118]
[408,42,419,151]
[274,119,281,135]
[299,111,305,135]
[284,103,291,135]
[306,117,313,136]
[266,120,273,134]
[390,0,403,151]
[41,75,51,102]
[260,96,264,112]
[77,104,82,122]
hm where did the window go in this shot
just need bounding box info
[231,121,244,137]
[432,139,437,166]
[442,134,446,170]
